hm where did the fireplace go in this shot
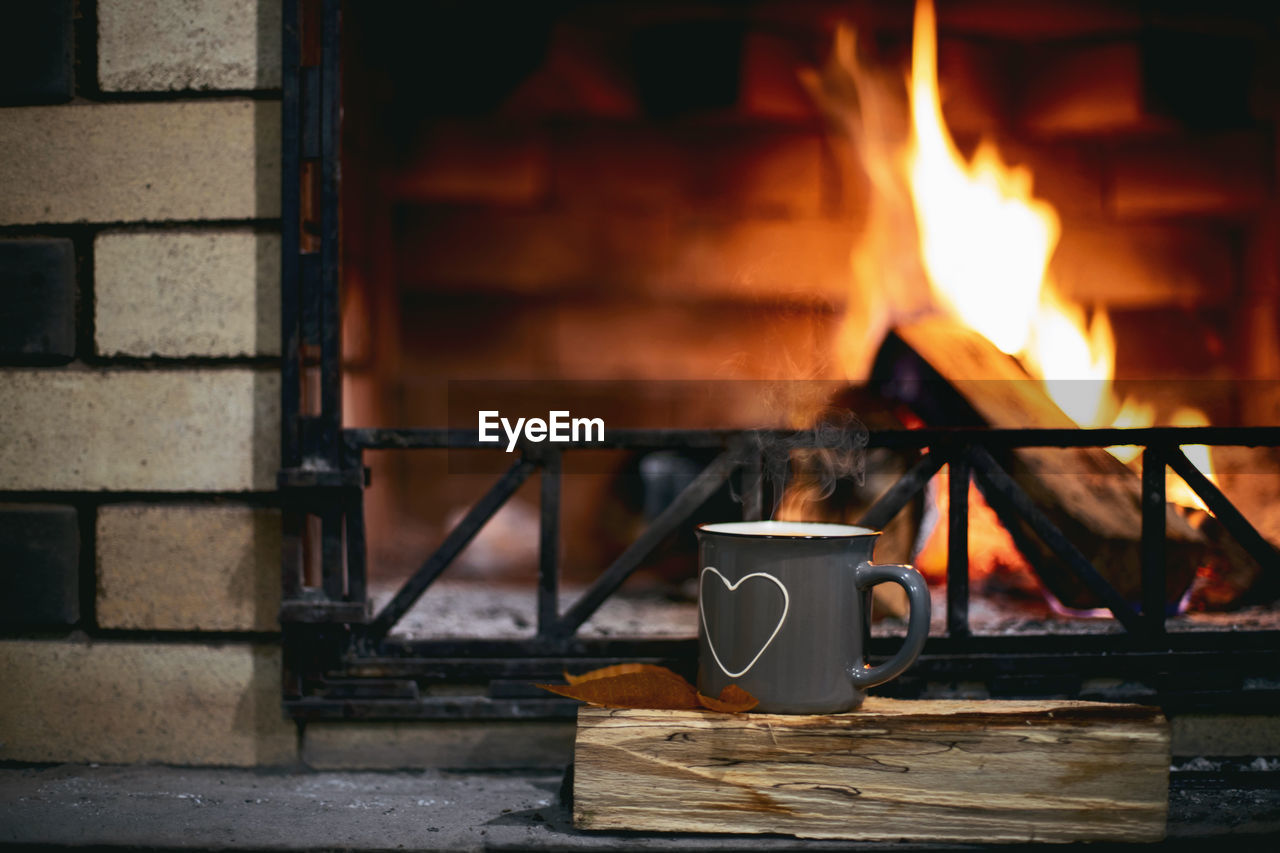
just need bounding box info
[279,0,1280,722]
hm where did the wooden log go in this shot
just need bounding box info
[573,699,1170,843]
[1190,446,1280,609]
[873,316,1208,610]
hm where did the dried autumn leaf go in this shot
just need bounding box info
[697,684,759,712]
[538,671,702,710]
[563,663,688,686]
[540,663,759,713]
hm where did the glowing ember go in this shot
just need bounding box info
[1166,407,1214,512]
[914,466,1032,582]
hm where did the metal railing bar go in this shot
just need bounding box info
[321,509,344,600]
[554,449,740,637]
[336,657,686,680]
[346,428,751,450]
[345,486,367,603]
[281,502,305,598]
[1167,446,1280,573]
[968,446,1145,634]
[301,243,321,349]
[365,458,537,641]
[318,0,342,466]
[364,629,1280,664]
[1141,446,1167,637]
[857,450,945,531]
[948,450,972,639]
[341,443,367,603]
[344,425,1280,452]
[362,637,695,660]
[863,426,1280,449]
[537,449,561,637]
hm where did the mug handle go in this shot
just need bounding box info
[850,562,931,689]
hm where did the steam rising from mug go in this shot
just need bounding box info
[732,408,869,518]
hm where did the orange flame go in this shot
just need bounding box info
[907,0,1058,358]
[901,0,1214,503]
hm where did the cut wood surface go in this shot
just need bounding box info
[574,698,1170,843]
[880,317,1207,609]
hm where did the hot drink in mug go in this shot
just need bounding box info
[696,520,930,714]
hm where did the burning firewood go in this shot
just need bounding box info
[1186,446,1280,609]
[872,315,1209,611]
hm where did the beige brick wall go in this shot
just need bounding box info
[0,101,280,225]
[96,230,281,357]
[0,0,294,770]
[0,641,295,766]
[0,369,279,491]
[99,0,283,92]
[97,505,282,631]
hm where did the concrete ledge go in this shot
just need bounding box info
[1173,715,1280,757]
[302,721,575,771]
[0,764,1277,850]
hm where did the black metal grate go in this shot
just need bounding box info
[278,0,1280,721]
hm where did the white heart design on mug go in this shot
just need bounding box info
[699,566,790,679]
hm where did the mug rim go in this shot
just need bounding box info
[697,520,881,540]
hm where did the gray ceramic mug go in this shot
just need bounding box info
[696,520,931,714]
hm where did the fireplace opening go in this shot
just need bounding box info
[280,0,1280,719]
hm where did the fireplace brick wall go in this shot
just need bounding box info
[0,0,293,767]
[350,0,1280,584]
[95,504,281,631]
[0,239,76,360]
[0,101,279,223]
[356,0,1280,425]
[349,0,1280,762]
[94,230,281,357]
[1,0,1278,769]
[0,640,290,765]
[0,0,566,772]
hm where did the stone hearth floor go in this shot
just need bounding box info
[2,763,1279,850]
[373,580,1280,642]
